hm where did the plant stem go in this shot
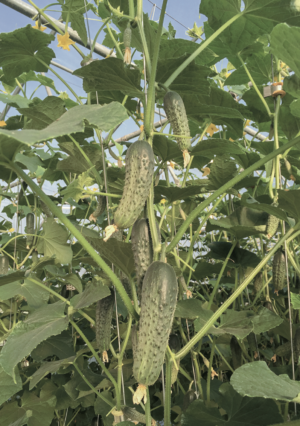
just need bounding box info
[164,12,243,88]
[166,135,300,253]
[145,386,152,426]
[137,0,151,77]
[106,23,123,59]
[164,352,172,426]
[175,227,295,360]
[206,340,216,404]
[129,0,135,19]
[274,95,281,197]
[9,163,139,321]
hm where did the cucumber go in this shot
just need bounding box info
[163,91,191,168]
[247,332,257,353]
[266,214,279,239]
[122,406,156,425]
[121,277,132,300]
[0,255,9,275]
[39,200,52,217]
[104,141,154,241]
[95,291,114,362]
[123,26,132,65]
[131,218,160,299]
[133,261,178,404]
[273,250,286,295]
[26,212,35,249]
[169,334,181,353]
[183,390,196,411]
[264,301,274,312]
[230,336,242,370]
[253,272,263,294]
[89,195,106,222]
[131,324,138,358]
[294,328,300,363]
[32,251,38,264]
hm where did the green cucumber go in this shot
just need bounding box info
[264,301,274,312]
[104,141,154,241]
[32,251,38,264]
[121,277,132,299]
[95,291,114,362]
[163,91,191,167]
[39,200,52,217]
[123,26,132,64]
[133,261,178,403]
[131,218,160,299]
[89,195,106,222]
[266,214,279,239]
[247,332,257,353]
[253,272,263,294]
[294,328,300,363]
[26,212,35,249]
[273,250,286,294]
[169,334,181,353]
[0,255,9,275]
[183,390,196,411]
[230,336,242,370]
[122,406,156,425]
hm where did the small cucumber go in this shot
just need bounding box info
[266,214,279,239]
[183,390,197,411]
[169,334,181,353]
[133,261,178,404]
[253,272,263,294]
[272,250,286,295]
[247,332,257,353]
[39,200,52,217]
[122,406,156,425]
[104,140,154,241]
[294,328,300,363]
[163,91,191,168]
[32,251,38,264]
[123,26,132,64]
[89,195,106,222]
[230,336,242,370]
[95,291,114,362]
[0,255,9,275]
[26,212,35,249]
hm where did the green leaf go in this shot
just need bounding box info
[94,390,114,426]
[278,189,300,221]
[21,391,55,426]
[154,185,204,203]
[291,292,300,310]
[0,278,49,308]
[70,279,111,310]
[0,93,33,109]
[31,331,75,362]
[208,156,237,189]
[194,262,229,280]
[29,356,75,390]
[0,365,22,405]
[57,142,103,174]
[0,402,31,426]
[242,86,273,124]
[61,172,94,203]
[191,139,245,157]
[59,0,88,45]
[15,153,45,175]
[271,23,300,79]
[152,134,183,163]
[18,70,57,93]
[73,58,143,98]
[231,361,300,402]
[241,198,289,222]
[62,273,83,293]
[251,307,283,335]
[0,102,128,146]
[0,301,68,379]
[207,242,261,268]
[36,218,73,265]
[284,74,300,99]
[18,97,66,130]
[290,99,300,118]
[217,310,253,339]
[0,25,55,78]
[225,52,272,86]
[207,206,268,239]
[159,38,217,66]
[0,270,25,286]
[175,299,213,320]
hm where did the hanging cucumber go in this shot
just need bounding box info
[89,195,106,223]
[32,251,38,265]
[253,272,263,294]
[123,25,132,65]
[163,91,191,168]
[122,406,156,425]
[230,336,242,370]
[266,214,279,239]
[131,218,160,299]
[247,332,257,353]
[273,250,286,295]
[294,328,300,363]
[0,255,9,275]
[183,390,197,411]
[132,261,178,404]
[39,200,52,217]
[95,291,114,362]
[104,140,154,241]
[26,212,35,249]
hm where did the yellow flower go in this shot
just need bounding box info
[0,121,6,127]
[225,72,231,78]
[32,20,47,31]
[244,119,251,127]
[201,167,210,177]
[160,198,167,205]
[92,188,97,191]
[57,33,75,51]
[140,124,144,131]
[124,47,131,65]
[206,123,218,137]
[9,228,15,232]
[169,161,175,169]
[229,138,234,142]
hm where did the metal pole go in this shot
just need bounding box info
[0,0,114,59]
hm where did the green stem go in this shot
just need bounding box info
[145,386,152,426]
[73,363,114,407]
[106,23,123,59]
[129,0,135,19]
[274,95,281,197]
[238,53,272,118]
[167,135,300,254]
[164,12,243,88]
[147,187,161,257]
[70,319,121,406]
[64,0,72,33]
[175,227,295,360]
[206,340,216,403]
[144,0,168,139]
[164,352,172,426]
[137,0,151,77]
[207,240,237,309]
[9,163,139,321]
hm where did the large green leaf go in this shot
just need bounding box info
[1,401,32,426]
[191,139,245,157]
[290,99,300,118]
[206,242,261,268]
[208,156,237,189]
[194,262,229,279]
[0,301,68,379]
[15,153,45,175]
[73,58,143,98]
[57,142,103,174]
[36,218,73,265]
[207,206,268,239]
[241,198,289,222]
[0,365,22,405]
[29,356,75,390]
[284,74,300,99]
[242,86,273,124]
[70,279,111,310]
[31,331,75,362]
[225,52,272,86]
[0,25,55,79]
[0,278,49,308]
[0,93,33,109]
[0,270,25,286]
[154,185,204,203]
[278,189,300,222]
[0,102,128,145]
[152,134,183,163]
[159,38,217,66]
[175,299,213,320]
[271,23,300,79]
[18,97,66,130]
[59,0,88,45]
[231,361,300,402]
